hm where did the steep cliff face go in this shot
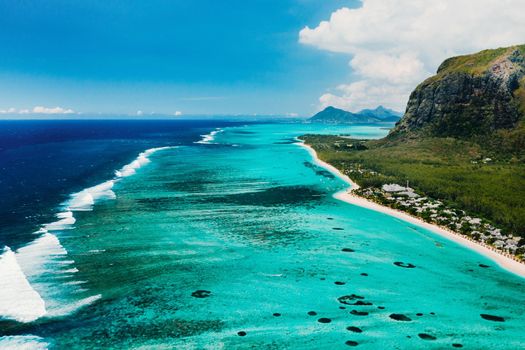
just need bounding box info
[392,45,525,138]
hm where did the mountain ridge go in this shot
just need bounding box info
[310,105,401,124]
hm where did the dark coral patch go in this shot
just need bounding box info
[353,300,373,306]
[273,313,281,317]
[416,313,423,316]
[327,217,334,220]
[237,331,247,337]
[479,264,490,268]
[318,318,332,323]
[346,326,363,333]
[452,344,463,348]
[377,306,385,310]
[191,290,211,298]
[333,227,345,230]
[480,314,505,322]
[339,306,346,310]
[335,281,346,285]
[308,311,317,316]
[345,340,359,346]
[338,294,364,305]
[206,185,324,207]
[342,248,355,252]
[389,314,412,321]
[303,161,336,179]
[418,333,436,340]
[394,262,416,268]
[360,273,368,276]
[350,310,368,316]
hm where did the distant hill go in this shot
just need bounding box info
[358,106,403,122]
[310,106,401,124]
[391,45,525,145]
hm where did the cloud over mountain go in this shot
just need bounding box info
[299,0,525,112]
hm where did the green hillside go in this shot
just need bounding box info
[302,45,525,251]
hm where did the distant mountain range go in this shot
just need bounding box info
[310,106,402,124]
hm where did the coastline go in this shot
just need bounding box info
[298,141,525,278]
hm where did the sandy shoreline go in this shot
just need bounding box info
[298,141,525,278]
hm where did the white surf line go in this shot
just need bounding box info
[0,248,46,323]
[194,128,224,144]
[296,140,525,279]
[0,146,176,323]
[0,335,49,350]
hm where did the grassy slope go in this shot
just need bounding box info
[301,135,525,237]
[437,47,510,75]
[424,45,525,85]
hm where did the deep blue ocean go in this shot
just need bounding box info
[1,120,524,349]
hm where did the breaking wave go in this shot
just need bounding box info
[115,147,172,178]
[195,128,223,144]
[0,146,175,324]
[0,248,46,323]
[0,335,49,350]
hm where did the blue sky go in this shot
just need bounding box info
[0,0,358,117]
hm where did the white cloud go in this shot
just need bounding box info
[0,106,75,114]
[174,111,183,116]
[32,106,75,114]
[320,81,411,112]
[136,110,144,116]
[0,107,17,114]
[299,0,525,112]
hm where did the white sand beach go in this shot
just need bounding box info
[298,142,525,278]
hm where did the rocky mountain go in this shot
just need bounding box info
[310,106,401,124]
[391,45,525,139]
[359,106,403,122]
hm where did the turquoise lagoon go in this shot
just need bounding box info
[2,123,525,349]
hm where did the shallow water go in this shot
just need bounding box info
[1,123,525,349]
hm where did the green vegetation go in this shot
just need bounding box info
[514,76,525,116]
[301,134,525,239]
[436,46,513,76]
[422,45,525,86]
[392,44,525,141]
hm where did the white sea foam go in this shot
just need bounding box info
[115,147,173,178]
[12,232,102,320]
[51,294,102,316]
[65,280,86,285]
[42,211,76,232]
[195,128,223,144]
[0,335,49,350]
[0,248,46,323]
[15,232,69,279]
[1,146,174,323]
[67,180,116,211]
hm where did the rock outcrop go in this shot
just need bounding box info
[391,45,525,138]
